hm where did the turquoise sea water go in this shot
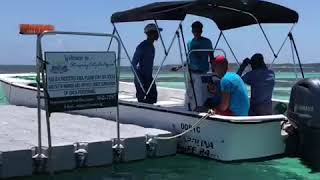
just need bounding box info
[120,71,320,101]
[11,156,320,180]
[0,84,7,105]
[1,71,320,179]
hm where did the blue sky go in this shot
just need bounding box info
[0,0,319,65]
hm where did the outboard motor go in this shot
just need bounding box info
[287,78,320,170]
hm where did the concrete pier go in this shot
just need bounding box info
[0,105,177,178]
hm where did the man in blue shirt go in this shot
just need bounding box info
[132,23,162,104]
[172,21,214,72]
[185,21,214,110]
[188,21,214,73]
[211,56,249,116]
[237,53,275,115]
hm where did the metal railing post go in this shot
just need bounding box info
[35,35,43,158]
[38,31,122,171]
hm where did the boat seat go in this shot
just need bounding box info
[119,94,134,99]
[155,100,184,107]
[119,94,138,102]
[121,98,138,102]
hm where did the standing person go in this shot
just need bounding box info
[185,21,214,110]
[237,53,275,115]
[132,23,162,104]
[188,21,214,73]
[210,56,249,116]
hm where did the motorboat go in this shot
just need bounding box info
[0,73,290,161]
[2,0,319,165]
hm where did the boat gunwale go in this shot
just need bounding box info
[0,75,288,125]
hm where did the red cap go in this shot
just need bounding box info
[212,55,226,64]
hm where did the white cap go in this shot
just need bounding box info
[144,23,163,33]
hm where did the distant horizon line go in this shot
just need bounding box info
[0,62,320,67]
[0,63,320,66]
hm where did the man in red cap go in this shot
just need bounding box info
[208,56,249,116]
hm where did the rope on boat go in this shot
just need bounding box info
[154,110,215,140]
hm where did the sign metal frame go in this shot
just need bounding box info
[35,31,121,172]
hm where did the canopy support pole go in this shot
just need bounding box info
[143,22,182,100]
[154,20,168,55]
[112,23,146,94]
[269,24,296,68]
[180,24,198,110]
[290,35,298,79]
[176,30,188,91]
[107,28,116,51]
[221,31,240,65]
[212,33,227,57]
[179,24,188,60]
[217,5,279,61]
[289,32,304,78]
[269,37,289,68]
[257,24,277,58]
[213,31,222,52]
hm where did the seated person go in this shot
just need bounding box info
[237,53,275,116]
[204,73,221,109]
[209,56,249,116]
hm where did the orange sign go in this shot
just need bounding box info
[20,24,55,35]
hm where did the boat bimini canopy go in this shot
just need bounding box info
[111,0,298,30]
[109,0,303,102]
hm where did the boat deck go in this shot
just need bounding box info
[119,82,186,110]
[0,73,187,109]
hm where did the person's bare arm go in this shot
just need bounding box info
[217,92,230,111]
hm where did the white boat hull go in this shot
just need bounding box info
[0,74,287,161]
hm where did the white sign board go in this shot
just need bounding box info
[45,51,117,112]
